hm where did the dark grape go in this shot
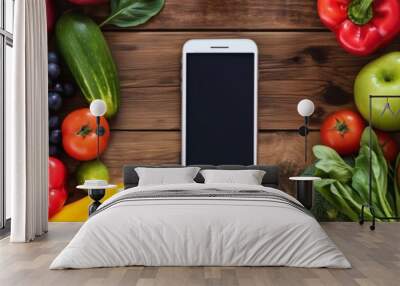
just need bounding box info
[49,115,61,130]
[48,78,53,89]
[48,51,59,64]
[53,82,64,94]
[49,129,62,144]
[48,92,62,111]
[49,144,60,156]
[63,82,75,97]
[48,63,61,79]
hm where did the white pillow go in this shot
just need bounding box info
[200,169,266,185]
[135,167,200,186]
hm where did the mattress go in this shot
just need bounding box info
[50,183,351,269]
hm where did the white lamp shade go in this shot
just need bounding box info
[90,99,107,117]
[297,99,315,117]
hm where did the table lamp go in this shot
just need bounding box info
[85,100,112,215]
[297,99,315,163]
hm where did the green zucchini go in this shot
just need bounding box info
[56,12,120,118]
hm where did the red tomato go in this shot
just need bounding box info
[46,0,55,33]
[48,186,68,218]
[320,110,366,155]
[48,157,67,189]
[375,130,399,162]
[62,108,110,161]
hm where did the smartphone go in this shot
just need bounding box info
[182,39,258,165]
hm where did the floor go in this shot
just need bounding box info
[0,223,399,286]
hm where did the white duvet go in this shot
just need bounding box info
[50,183,351,269]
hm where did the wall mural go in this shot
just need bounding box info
[47,0,165,221]
[47,0,400,222]
[308,0,400,222]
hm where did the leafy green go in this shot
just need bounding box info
[314,179,371,221]
[311,190,350,221]
[311,127,396,222]
[354,145,391,217]
[101,0,165,28]
[313,145,353,183]
[360,127,385,160]
[355,127,392,217]
[303,165,351,221]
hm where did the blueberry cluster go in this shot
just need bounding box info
[48,51,75,156]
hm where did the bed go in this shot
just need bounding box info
[50,165,350,269]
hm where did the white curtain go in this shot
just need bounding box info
[8,0,48,242]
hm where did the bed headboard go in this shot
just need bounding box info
[123,165,280,190]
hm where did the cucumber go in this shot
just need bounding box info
[56,12,120,118]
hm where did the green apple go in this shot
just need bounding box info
[76,160,109,185]
[354,52,400,131]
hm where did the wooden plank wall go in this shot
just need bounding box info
[81,1,400,193]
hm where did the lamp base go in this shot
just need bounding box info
[88,188,105,215]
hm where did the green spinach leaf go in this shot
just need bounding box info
[353,146,392,217]
[101,0,165,28]
[356,128,393,217]
[360,127,385,159]
[314,179,371,221]
[311,127,396,221]
[313,145,353,183]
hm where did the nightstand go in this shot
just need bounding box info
[289,176,321,209]
[77,180,116,215]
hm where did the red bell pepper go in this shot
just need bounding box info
[49,157,67,189]
[48,157,68,218]
[49,187,68,218]
[318,0,400,56]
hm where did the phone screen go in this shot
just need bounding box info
[185,53,255,165]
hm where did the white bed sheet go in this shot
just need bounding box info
[50,183,351,269]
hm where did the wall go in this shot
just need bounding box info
[74,1,400,194]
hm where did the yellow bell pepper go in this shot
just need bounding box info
[50,184,122,222]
